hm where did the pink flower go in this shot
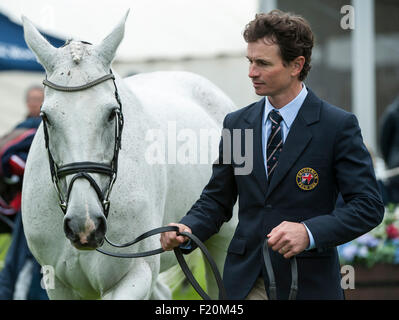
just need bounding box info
[386,224,399,239]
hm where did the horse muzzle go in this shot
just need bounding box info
[63,214,107,249]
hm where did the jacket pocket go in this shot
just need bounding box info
[296,247,335,258]
[227,237,247,255]
[300,158,329,168]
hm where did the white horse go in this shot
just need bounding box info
[21,12,238,300]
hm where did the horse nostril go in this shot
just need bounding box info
[63,217,75,240]
[96,215,107,238]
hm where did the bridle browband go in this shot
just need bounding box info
[43,73,116,92]
[41,69,124,218]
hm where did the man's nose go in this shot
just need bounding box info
[248,64,260,78]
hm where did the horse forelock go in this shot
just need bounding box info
[46,42,107,88]
[69,41,85,64]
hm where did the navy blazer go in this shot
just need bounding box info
[180,89,384,300]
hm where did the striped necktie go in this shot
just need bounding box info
[267,110,284,182]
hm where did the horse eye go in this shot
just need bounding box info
[108,110,116,122]
[108,109,119,122]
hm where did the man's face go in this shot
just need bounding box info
[246,38,295,97]
[26,88,44,117]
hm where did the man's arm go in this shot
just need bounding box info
[160,115,238,251]
[179,115,238,242]
[303,113,384,249]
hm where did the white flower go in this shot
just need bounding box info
[394,206,399,220]
[341,244,358,261]
[358,246,369,258]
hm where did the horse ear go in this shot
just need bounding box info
[21,15,58,73]
[95,10,129,66]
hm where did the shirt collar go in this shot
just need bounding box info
[263,84,308,129]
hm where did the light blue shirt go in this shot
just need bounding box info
[262,84,316,250]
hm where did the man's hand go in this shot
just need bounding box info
[267,221,309,259]
[160,223,192,251]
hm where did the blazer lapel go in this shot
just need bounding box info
[242,98,268,195]
[265,89,321,199]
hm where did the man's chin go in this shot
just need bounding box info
[252,83,268,96]
[254,88,269,96]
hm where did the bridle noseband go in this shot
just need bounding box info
[41,69,124,218]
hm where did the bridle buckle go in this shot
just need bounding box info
[60,201,67,211]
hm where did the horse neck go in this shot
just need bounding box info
[114,72,142,113]
[112,72,150,138]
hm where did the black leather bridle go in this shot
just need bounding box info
[41,70,123,218]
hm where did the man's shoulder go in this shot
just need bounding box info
[308,89,353,123]
[15,117,41,130]
[223,98,264,127]
[321,99,351,118]
[382,96,399,118]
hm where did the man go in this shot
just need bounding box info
[0,85,43,230]
[160,10,384,300]
[0,85,47,300]
[23,85,44,126]
[379,95,399,204]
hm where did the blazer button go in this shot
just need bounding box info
[265,204,272,210]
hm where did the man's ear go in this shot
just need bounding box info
[291,56,305,78]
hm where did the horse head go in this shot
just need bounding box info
[22,12,129,250]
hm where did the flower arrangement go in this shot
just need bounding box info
[338,203,399,268]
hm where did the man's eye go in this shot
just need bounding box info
[258,61,269,66]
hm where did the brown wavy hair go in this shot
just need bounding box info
[243,10,314,81]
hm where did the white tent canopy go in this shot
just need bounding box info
[0,0,258,62]
[0,1,258,135]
